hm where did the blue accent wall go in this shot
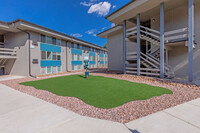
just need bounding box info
[100,61,104,64]
[41,60,61,67]
[89,61,96,65]
[40,43,61,53]
[71,48,82,55]
[100,54,104,57]
[89,52,96,56]
[72,61,83,65]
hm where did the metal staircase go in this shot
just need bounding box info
[126,25,177,78]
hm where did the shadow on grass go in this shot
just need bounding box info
[77,75,86,78]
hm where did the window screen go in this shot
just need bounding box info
[41,51,46,60]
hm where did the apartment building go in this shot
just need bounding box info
[98,0,199,82]
[0,19,107,76]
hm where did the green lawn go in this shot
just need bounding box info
[20,75,172,109]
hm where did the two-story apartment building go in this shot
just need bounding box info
[0,19,107,76]
[98,0,199,82]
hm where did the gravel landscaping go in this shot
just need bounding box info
[1,71,200,123]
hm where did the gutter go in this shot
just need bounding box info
[17,28,36,78]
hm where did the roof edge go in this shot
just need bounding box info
[6,19,107,51]
[105,0,136,19]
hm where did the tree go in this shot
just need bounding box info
[104,43,107,49]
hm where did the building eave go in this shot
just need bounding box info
[106,0,169,24]
[97,26,123,38]
[6,19,107,51]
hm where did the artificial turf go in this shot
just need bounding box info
[20,75,172,109]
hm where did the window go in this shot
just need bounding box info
[78,45,82,49]
[89,56,95,61]
[47,51,52,60]
[46,36,53,44]
[72,43,78,49]
[78,55,82,61]
[53,52,57,60]
[41,67,46,75]
[52,38,56,45]
[56,39,61,46]
[57,53,61,60]
[41,35,46,43]
[57,66,61,72]
[41,51,46,60]
[47,66,52,74]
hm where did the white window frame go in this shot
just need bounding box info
[46,66,52,74]
[47,51,52,60]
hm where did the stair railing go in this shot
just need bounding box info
[140,26,160,41]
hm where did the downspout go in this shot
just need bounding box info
[17,28,36,78]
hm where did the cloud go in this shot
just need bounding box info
[85,29,98,37]
[80,0,98,7]
[102,27,107,30]
[112,5,116,9]
[80,1,92,7]
[111,23,115,27]
[88,1,111,16]
[70,33,83,38]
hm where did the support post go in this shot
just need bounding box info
[123,20,127,74]
[188,0,194,82]
[160,3,165,78]
[166,49,168,65]
[137,14,141,76]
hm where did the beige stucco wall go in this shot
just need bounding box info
[2,29,107,76]
[107,30,123,71]
[4,31,29,76]
[107,28,137,71]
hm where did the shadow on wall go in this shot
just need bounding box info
[4,59,16,75]
[172,47,200,79]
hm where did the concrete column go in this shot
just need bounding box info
[188,0,194,82]
[123,20,127,74]
[137,14,141,76]
[160,2,165,78]
[166,49,168,65]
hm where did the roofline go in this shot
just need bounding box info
[97,26,123,38]
[105,0,136,19]
[4,19,107,51]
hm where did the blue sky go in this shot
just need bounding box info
[0,0,130,47]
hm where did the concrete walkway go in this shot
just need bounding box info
[0,75,25,81]
[126,99,200,133]
[0,84,130,133]
[0,83,200,133]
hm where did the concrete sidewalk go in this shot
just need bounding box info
[126,99,200,133]
[0,84,130,133]
[1,83,200,133]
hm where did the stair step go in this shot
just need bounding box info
[126,64,137,67]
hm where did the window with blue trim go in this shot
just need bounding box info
[40,34,61,46]
[40,43,62,75]
[71,46,83,71]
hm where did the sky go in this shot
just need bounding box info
[0,0,130,47]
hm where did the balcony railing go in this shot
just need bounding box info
[126,26,189,43]
[0,47,17,58]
